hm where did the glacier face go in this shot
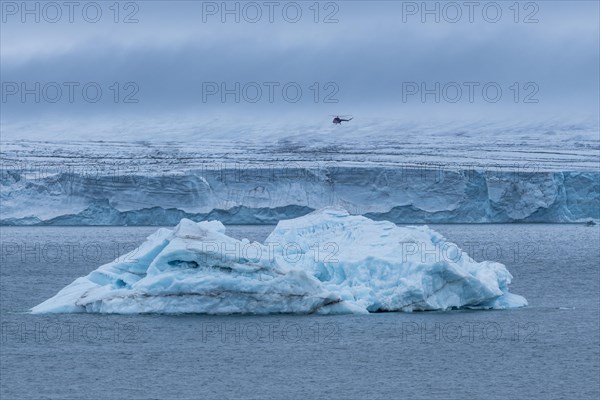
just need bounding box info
[31,208,527,314]
[2,165,598,225]
[2,136,599,225]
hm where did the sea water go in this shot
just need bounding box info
[1,225,598,400]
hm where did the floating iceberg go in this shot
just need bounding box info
[31,208,527,314]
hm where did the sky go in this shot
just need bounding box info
[1,0,599,140]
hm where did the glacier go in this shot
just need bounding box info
[3,166,598,225]
[31,208,527,314]
[2,136,599,225]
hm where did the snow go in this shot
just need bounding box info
[31,208,527,314]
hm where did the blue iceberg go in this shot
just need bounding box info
[31,208,527,314]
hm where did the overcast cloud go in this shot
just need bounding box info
[1,0,598,140]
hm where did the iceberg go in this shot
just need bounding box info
[31,208,527,314]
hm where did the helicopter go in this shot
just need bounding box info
[331,115,353,125]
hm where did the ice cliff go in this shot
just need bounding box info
[2,166,598,224]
